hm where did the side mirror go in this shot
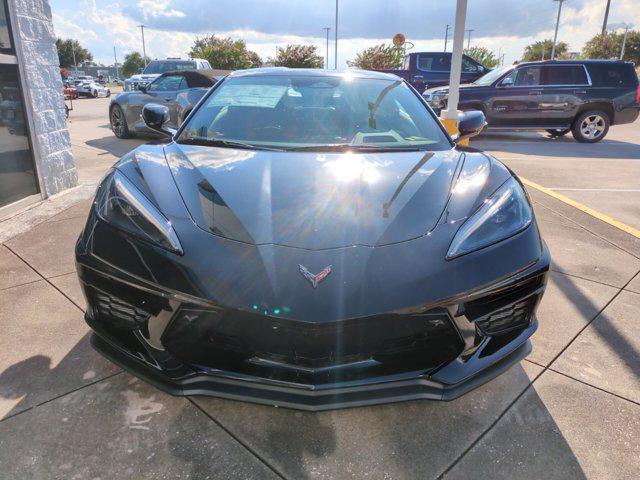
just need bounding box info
[142,104,176,137]
[137,84,147,93]
[454,110,486,143]
[498,77,514,88]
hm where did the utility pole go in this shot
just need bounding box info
[551,0,564,60]
[113,46,119,79]
[443,24,451,52]
[620,25,630,60]
[139,25,147,68]
[322,27,331,69]
[601,0,611,35]
[334,0,339,69]
[465,29,474,49]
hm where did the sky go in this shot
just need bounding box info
[50,0,639,69]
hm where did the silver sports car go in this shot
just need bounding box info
[109,70,222,139]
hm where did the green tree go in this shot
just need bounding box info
[522,39,568,61]
[582,31,640,64]
[347,43,404,70]
[55,38,93,68]
[121,52,150,78]
[271,44,324,68]
[189,35,262,70]
[463,46,500,68]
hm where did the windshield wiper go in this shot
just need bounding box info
[287,143,427,152]
[177,137,284,151]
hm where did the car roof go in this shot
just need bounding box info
[161,69,220,85]
[227,67,401,81]
[515,59,633,67]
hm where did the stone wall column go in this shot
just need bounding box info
[9,0,76,198]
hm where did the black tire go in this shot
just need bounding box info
[546,128,570,137]
[92,90,98,98]
[110,104,134,139]
[65,104,69,119]
[571,110,609,143]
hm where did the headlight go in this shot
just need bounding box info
[446,177,532,259]
[95,170,183,254]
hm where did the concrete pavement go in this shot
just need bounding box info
[0,98,638,478]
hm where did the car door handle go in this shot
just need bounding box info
[528,90,543,95]
[573,90,586,94]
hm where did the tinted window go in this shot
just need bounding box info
[514,66,541,86]
[586,63,638,87]
[147,75,185,91]
[417,54,450,71]
[462,56,480,72]
[180,74,451,151]
[0,65,38,207]
[143,61,196,75]
[543,65,588,85]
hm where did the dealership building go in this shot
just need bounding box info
[0,0,75,217]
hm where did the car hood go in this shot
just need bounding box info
[163,143,462,250]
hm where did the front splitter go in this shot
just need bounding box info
[91,333,532,411]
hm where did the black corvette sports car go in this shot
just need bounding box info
[76,68,550,410]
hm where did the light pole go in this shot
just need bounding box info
[139,25,147,68]
[443,24,451,52]
[322,27,331,69]
[465,28,474,49]
[601,0,611,35]
[441,0,468,139]
[114,46,119,79]
[551,0,564,60]
[71,42,77,75]
[334,0,339,69]
[620,24,632,60]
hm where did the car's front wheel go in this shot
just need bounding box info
[92,90,98,98]
[110,104,134,139]
[106,90,111,98]
[572,110,609,143]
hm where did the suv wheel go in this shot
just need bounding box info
[110,104,134,139]
[572,110,609,143]
[546,128,570,137]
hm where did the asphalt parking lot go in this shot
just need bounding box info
[0,95,638,479]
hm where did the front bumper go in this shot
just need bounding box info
[78,240,550,410]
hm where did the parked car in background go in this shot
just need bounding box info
[376,52,489,93]
[0,86,26,135]
[75,78,111,98]
[423,60,640,143]
[123,58,213,92]
[110,69,222,138]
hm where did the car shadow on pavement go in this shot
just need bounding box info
[554,272,639,382]
[85,135,148,158]
[474,132,640,159]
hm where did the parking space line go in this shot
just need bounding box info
[520,177,640,239]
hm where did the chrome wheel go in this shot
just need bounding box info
[579,114,606,140]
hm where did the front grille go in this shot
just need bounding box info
[475,295,536,336]
[94,291,150,327]
[162,307,464,384]
[465,276,544,336]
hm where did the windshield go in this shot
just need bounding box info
[178,73,452,151]
[473,65,513,86]
[143,61,196,75]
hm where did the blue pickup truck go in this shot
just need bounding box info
[378,52,490,93]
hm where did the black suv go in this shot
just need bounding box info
[423,60,640,143]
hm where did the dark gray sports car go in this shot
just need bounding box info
[78,68,550,411]
[109,70,222,139]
